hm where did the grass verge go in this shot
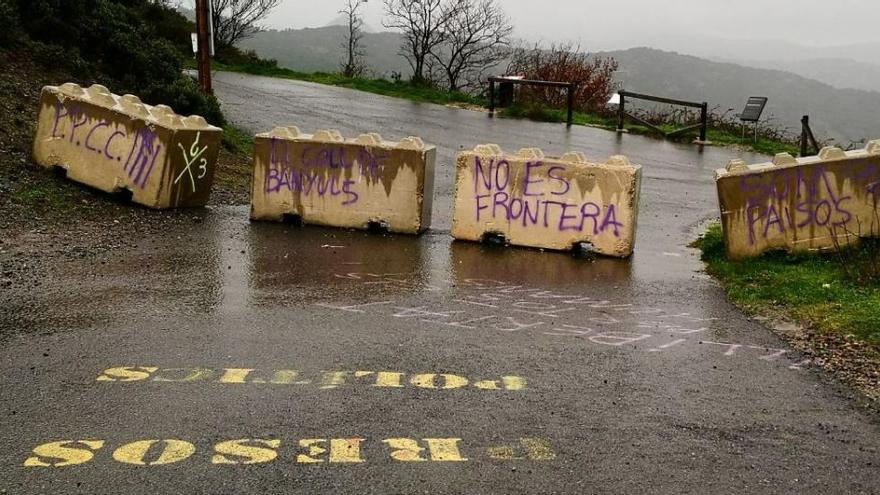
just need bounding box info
[693,224,880,345]
[210,126,256,205]
[214,61,481,106]
[501,104,800,156]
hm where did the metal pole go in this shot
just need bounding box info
[617,93,626,132]
[207,0,215,57]
[488,80,495,116]
[699,102,708,142]
[195,0,212,95]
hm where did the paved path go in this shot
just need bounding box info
[0,72,877,494]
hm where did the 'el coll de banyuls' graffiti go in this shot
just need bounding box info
[263,138,394,206]
[250,127,436,235]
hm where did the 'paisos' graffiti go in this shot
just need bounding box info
[716,144,880,258]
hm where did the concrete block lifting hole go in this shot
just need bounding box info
[451,145,643,257]
[32,83,222,208]
[716,142,880,259]
[250,126,436,235]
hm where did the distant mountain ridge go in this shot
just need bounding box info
[599,48,880,144]
[716,57,880,92]
[237,26,880,143]
[324,14,377,33]
[239,26,408,77]
[629,35,880,67]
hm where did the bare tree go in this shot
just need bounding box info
[431,0,512,92]
[383,0,459,85]
[210,0,281,50]
[340,0,367,78]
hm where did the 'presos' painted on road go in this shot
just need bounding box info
[95,367,525,390]
[23,437,555,467]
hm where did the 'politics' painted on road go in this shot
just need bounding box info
[95,367,526,390]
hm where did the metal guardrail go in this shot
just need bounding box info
[488,77,579,127]
[616,90,709,143]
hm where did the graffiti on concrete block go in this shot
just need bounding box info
[716,147,880,257]
[471,156,624,236]
[174,131,209,193]
[263,139,377,205]
[33,83,221,208]
[51,102,162,189]
[739,166,857,245]
[451,146,641,257]
[250,127,436,234]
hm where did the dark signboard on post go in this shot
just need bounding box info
[739,97,768,122]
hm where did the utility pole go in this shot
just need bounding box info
[195,0,212,94]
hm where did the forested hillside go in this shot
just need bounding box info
[239,27,409,79]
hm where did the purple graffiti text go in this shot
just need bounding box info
[471,156,622,236]
[740,167,854,245]
[51,102,160,188]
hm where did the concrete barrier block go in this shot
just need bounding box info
[451,145,643,257]
[715,142,880,258]
[724,159,749,173]
[250,127,436,234]
[32,84,222,208]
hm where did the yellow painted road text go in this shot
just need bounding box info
[24,438,554,467]
[96,367,526,390]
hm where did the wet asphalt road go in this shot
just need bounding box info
[1,72,878,494]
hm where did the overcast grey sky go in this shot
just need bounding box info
[253,0,878,47]
[179,0,878,48]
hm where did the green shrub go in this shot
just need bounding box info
[7,0,228,126]
[142,76,226,127]
[0,0,19,46]
[216,48,279,72]
[29,40,90,76]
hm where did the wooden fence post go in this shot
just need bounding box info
[699,102,708,142]
[488,79,496,116]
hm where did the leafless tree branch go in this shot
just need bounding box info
[211,0,280,50]
[340,0,367,78]
[383,0,460,85]
[430,0,512,92]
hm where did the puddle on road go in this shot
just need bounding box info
[1,206,804,371]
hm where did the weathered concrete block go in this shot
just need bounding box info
[715,143,880,258]
[451,145,642,257]
[33,83,221,208]
[250,127,436,234]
